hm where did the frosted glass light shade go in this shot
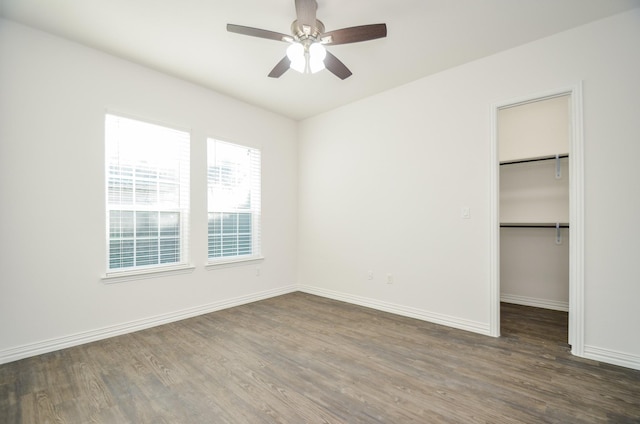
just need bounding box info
[309,43,326,73]
[286,43,305,73]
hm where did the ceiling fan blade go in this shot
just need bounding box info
[324,51,352,80]
[320,24,387,45]
[268,56,291,78]
[295,0,317,28]
[227,24,292,42]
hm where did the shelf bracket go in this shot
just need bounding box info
[555,222,562,245]
[555,153,562,179]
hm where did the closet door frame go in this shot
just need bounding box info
[489,83,584,356]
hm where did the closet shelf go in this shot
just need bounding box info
[500,223,569,228]
[500,153,568,166]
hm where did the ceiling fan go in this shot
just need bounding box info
[227,0,387,80]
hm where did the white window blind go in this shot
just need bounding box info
[105,114,190,273]
[207,139,261,261]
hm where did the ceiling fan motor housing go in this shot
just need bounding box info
[291,19,325,43]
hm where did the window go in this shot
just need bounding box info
[105,114,190,274]
[207,139,261,262]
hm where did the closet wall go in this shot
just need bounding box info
[499,95,571,311]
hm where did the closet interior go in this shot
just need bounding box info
[498,94,571,341]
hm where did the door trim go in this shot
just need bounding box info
[489,83,584,356]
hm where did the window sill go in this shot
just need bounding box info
[101,264,196,284]
[205,256,264,270]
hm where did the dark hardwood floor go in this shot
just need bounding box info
[1,292,639,423]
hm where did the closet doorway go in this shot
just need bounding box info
[489,85,584,356]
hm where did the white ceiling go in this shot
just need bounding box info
[2,0,639,120]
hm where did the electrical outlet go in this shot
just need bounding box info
[386,273,393,284]
[256,267,261,277]
[367,270,374,280]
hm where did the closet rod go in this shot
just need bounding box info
[500,153,568,166]
[500,223,569,228]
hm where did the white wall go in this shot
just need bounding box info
[500,158,569,223]
[0,20,298,363]
[298,9,640,367]
[500,227,570,310]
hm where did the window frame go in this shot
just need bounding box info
[102,113,193,282]
[206,138,262,267]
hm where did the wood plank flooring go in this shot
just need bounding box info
[1,292,639,423]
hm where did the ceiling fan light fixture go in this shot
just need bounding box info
[286,42,306,73]
[309,42,326,73]
[227,0,387,79]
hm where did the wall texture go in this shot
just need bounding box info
[298,9,640,368]
[0,20,299,363]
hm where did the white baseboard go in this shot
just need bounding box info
[584,345,640,371]
[501,293,569,312]
[0,285,298,365]
[299,285,491,336]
